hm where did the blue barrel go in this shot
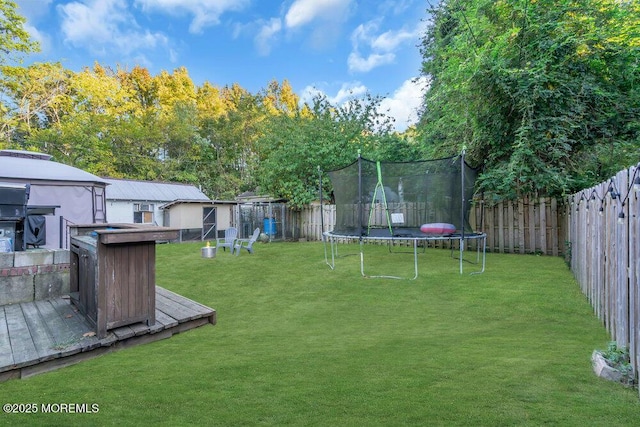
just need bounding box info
[263,218,276,236]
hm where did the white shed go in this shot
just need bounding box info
[103,178,237,241]
[160,199,238,241]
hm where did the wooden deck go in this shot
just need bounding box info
[0,286,216,382]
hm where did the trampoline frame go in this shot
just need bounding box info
[323,230,486,280]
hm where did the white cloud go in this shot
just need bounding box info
[350,20,379,49]
[300,85,323,105]
[348,19,424,74]
[284,0,352,29]
[300,78,427,131]
[328,82,368,105]
[255,18,282,56]
[134,0,250,34]
[379,77,429,131]
[347,51,395,73]
[299,78,428,132]
[300,82,367,107]
[58,0,168,55]
[239,0,352,56]
[371,28,416,51]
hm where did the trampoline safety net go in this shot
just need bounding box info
[327,154,477,238]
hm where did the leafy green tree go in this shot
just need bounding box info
[256,92,414,209]
[0,0,39,65]
[196,83,264,199]
[418,0,640,199]
[0,0,41,144]
[0,62,70,144]
[261,79,300,117]
[14,64,155,177]
[28,64,136,175]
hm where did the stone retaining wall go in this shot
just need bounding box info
[0,249,70,306]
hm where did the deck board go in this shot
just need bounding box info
[0,287,215,381]
[111,326,136,340]
[33,300,83,356]
[0,307,15,368]
[5,305,36,363]
[19,302,58,361]
[157,287,214,317]
[5,304,39,366]
[155,294,202,322]
[49,298,103,352]
[154,310,179,329]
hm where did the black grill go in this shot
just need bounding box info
[0,183,30,251]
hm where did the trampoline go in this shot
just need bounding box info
[321,152,486,279]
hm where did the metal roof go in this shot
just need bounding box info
[0,150,108,185]
[104,178,211,203]
[160,199,238,209]
[236,191,286,203]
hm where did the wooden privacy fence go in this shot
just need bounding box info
[569,164,640,385]
[475,197,566,256]
[296,199,566,256]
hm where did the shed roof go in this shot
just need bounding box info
[160,199,238,209]
[0,150,108,185]
[104,178,211,203]
[236,191,286,203]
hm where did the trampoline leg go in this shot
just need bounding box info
[359,239,366,277]
[323,234,337,270]
[469,235,486,275]
[360,237,419,280]
[459,238,464,275]
[412,238,419,280]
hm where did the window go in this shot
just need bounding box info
[134,203,154,224]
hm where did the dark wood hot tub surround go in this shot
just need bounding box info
[69,224,179,338]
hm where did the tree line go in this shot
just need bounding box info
[1,3,419,208]
[1,0,638,207]
[419,0,639,200]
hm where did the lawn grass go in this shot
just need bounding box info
[2,241,640,426]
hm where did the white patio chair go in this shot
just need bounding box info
[216,227,238,253]
[234,227,260,256]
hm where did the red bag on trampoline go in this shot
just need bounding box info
[420,223,456,235]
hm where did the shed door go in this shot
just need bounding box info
[202,207,216,240]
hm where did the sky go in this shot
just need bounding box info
[14,0,432,131]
